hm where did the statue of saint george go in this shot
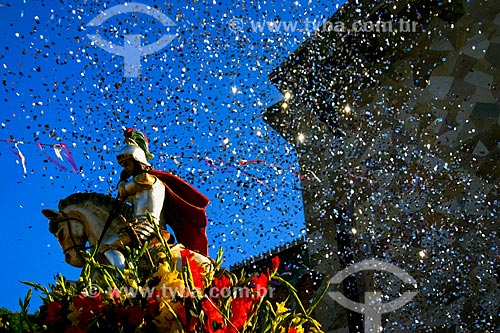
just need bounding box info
[112,128,210,256]
[43,128,211,270]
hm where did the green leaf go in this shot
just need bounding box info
[306,282,330,316]
[20,281,49,294]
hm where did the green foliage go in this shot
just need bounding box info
[14,230,327,333]
[0,295,40,333]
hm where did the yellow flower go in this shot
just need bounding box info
[272,300,290,331]
[154,269,186,299]
[153,305,175,330]
[129,279,138,289]
[124,269,138,290]
[153,300,183,331]
[276,300,289,315]
[67,303,81,327]
[288,318,306,333]
[169,321,183,333]
[279,325,304,333]
[155,262,175,278]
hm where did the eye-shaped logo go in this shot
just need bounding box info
[86,2,176,77]
[328,259,418,332]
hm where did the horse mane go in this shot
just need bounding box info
[58,192,134,220]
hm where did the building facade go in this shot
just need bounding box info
[263,0,500,331]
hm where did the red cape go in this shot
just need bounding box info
[148,169,209,256]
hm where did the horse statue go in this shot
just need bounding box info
[42,192,211,270]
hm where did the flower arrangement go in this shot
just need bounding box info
[17,233,327,333]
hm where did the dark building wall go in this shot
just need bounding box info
[263,0,500,331]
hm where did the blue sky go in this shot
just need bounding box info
[0,0,342,311]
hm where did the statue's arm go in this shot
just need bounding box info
[118,173,157,200]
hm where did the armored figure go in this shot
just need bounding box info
[109,128,210,257]
[43,128,211,271]
[116,136,165,242]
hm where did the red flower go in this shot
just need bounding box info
[288,328,298,333]
[147,290,163,317]
[228,297,253,331]
[176,303,198,332]
[64,326,87,333]
[72,294,104,328]
[181,248,205,289]
[212,274,232,300]
[113,305,144,328]
[126,306,145,328]
[110,288,121,302]
[252,273,269,300]
[45,301,63,324]
[77,311,94,328]
[272,256,280,271]
[113,306,127,326]
[213,274,231,290]
[73,294,103,314]
[201,299,225,333]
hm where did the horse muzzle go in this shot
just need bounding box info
[64,246,86,267]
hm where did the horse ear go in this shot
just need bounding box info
[42,209,61,220]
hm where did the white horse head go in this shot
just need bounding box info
[42,193,133,267]
[42,208,88,267]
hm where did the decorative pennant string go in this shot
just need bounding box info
[1,139,313,186]
[289,166,310,180]
[201,156,274,190]
[204,157,220,169]
[58,143,78,173]
[6,140,27,175]
[36,142,68,172]
[238,159,266,166]
[239,168,273,191]
[53,145,64,161]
